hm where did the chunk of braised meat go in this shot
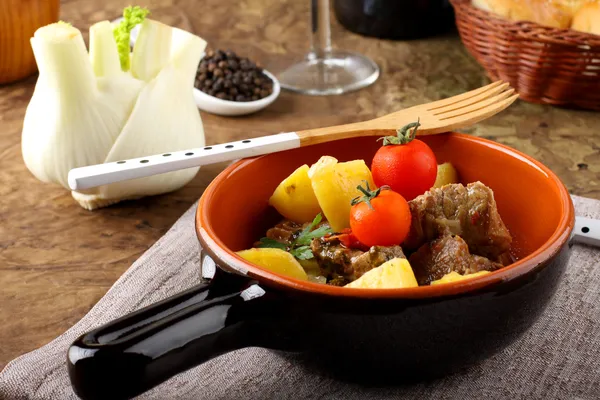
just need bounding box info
[261,220,304,246]
[310,236,363,283]
[495,251,515,266]
[404,181,512,260]
[350,245,407,280]
[311,236,406,282]
[328,276,351,287]
[409,235,503,286]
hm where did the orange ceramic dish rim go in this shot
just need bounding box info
[196,133,575,299]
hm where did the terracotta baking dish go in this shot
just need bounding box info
[67,133,575,400]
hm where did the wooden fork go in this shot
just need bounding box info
[68,81,518,190]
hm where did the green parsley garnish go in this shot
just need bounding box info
[257,237,286,250]
[257,213,333,260]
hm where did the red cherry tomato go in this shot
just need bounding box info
[371,121,437,201]
[349,183,411,247]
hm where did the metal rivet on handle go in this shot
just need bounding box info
[185,152,194,156]
[163,153,171,156]
[117,161,126,164]
[582,227,590,233]
[242,140,251,143]
[204,147,212,150]
[140,160,149,163]
[225,145,234,149]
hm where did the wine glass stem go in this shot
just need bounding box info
[310,0,332,59]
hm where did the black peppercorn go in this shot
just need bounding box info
[194,48,274,103]
[213,80,223,92]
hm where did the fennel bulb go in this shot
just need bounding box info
[21,7,207,210]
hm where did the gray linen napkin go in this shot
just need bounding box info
[1,195,599,400]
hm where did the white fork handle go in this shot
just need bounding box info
[67,132,301,191]
[572,216,600,248]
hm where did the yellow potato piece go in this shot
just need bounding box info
[433,162,459,188]
[308,156,376,232]
[236,248,308,280]
[430,270,491,285]
[346,258,418,289]
[269,164,322,223]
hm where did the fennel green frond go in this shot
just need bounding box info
[113,6,150,71]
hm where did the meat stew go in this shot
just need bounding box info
[237,135,515,288]
[248,180,513,287]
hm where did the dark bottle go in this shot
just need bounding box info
[333,0,456,40]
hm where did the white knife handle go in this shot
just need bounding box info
[573,216,600,248]
[68,132,301,191]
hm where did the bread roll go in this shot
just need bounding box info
[471,0,514,17]
[471,0,595,29]
[572,2,600,34]
[558,0,596,14]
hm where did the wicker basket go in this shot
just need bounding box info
[450,0,600,111]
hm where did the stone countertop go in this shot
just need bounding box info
[1,0,599,368]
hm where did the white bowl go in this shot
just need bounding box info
[193,69,280,117]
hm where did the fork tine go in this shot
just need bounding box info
[432,83,511,116]
[434,94,519,127]
[437,89,515,121]
[425,81,505,111]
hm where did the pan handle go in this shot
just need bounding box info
[572,216,600,248]
[67,264,288,400]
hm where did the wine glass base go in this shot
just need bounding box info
[278,50,380,96]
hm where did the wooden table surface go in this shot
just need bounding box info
[1,0,600,370]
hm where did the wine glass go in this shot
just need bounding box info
[278,0,380,96]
